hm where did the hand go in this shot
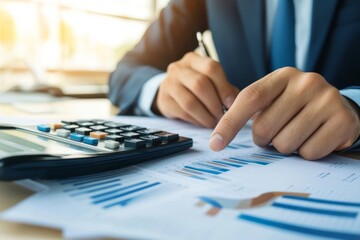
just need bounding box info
[209,67,360,160]
[153,52,239,128]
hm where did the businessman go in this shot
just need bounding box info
[109,0,360,160]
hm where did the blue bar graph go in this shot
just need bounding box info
[108,196,137,207]
[61,169,169,209]
[272,202,358,218]
[195,163,229,172]
[91,181,148,199]
[64,178,122,192]
[70,183,121,197]
[226,143,252,149]
[92,182,161,205]
[174,170,207,180]
[71,175,123,186]
[93,182,161,206]
[60,169,129,185]
[229,157,270,166]
[184,166,222,175]
[198,196,223,208]
[283,195,360,207]
[212,160,243,168]
[172,150,289,182]
[252,153,284,160]
[239,214,360,240]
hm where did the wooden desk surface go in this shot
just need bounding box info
[0,97,118,239]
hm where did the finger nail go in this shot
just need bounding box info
[225,96,236,109]
[209,133,225,151]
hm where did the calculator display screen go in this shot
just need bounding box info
[0,129,97,156]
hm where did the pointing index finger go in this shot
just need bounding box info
[209,70,291,151]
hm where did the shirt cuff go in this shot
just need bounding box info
[136,73,167,117]
[340,87,360,150]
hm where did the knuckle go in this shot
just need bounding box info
[300,72,326,90]
[289,72,326,98]
[298,147,320,160]
[182,96,197,109]
[277,66,297,75]
[191,75,208,93]
[272,137,294,155]
[183,52,196,61]
[252,118,273,144]
[200,59,219,75]
[241,84,263,106]
[325,88,341,102]
[167,62,180,73]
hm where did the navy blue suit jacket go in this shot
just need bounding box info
[109,0,360,114]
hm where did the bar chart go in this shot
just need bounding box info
[59,168,181,209]
[238,195,360,239]
[173,150,290,183]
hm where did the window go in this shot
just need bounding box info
[0,0,169,95]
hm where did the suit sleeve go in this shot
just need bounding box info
[108,0,208,115]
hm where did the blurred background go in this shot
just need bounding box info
[0,0,169,98]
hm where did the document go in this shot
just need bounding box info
[1,116,360,239]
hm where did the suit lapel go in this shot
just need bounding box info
[304,0,339,71]
[237,0,267,78]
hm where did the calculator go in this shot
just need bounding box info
[0,119,193,181]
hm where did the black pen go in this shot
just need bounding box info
[196,32,228,114]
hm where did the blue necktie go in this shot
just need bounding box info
[271,0,296,71]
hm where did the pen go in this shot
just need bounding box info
[196,32,228,114]
[196,32,211,57]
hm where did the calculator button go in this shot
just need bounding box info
[50,123,63,131]
[105,129,124,135]
[91,119,107,125]
[90,131,108,140]
[83,137,99,146]
[121,132,140,139]
[77,121,95,127]
[156,132,179,143]
[104,122,130,129]
[105,135,125,143]
[137,129,162,136]
[120,126,145,132]
[62,124,79,132]
[141,135,162,145]
[90,125,109,131]
[75,127,92,136]
[70,133,85,142]
[104,140,120,150]
[56,129,71,138]
[124,139,146,149]
[37,124,51,132]
[61,120,77,125]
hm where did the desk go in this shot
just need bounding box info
[0,97,359,239]
[0,97,118,240]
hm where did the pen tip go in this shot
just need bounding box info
[196,32,202,41]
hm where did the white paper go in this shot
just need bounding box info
[1,116,360,239]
